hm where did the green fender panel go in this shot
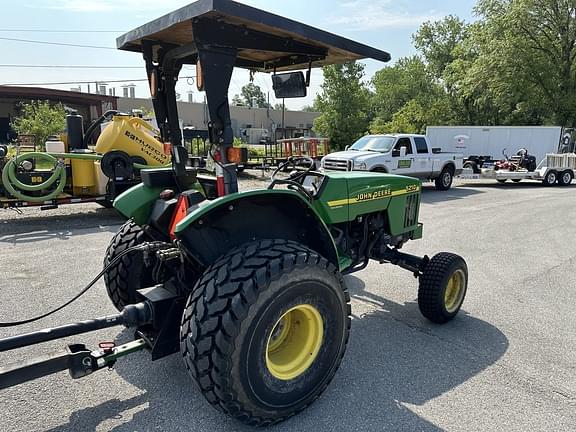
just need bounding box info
[174,189,341,269]
[113,183,163,225]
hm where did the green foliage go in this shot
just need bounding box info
[310,1,576,143]
[232,83,270,108]
[313,62,371,150]
[300,105,317,112]
[370,56,452,132]
[413,15,469,79]
[473,0,576,126]
[11,100,66,151]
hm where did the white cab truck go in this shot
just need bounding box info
[321,134,464,190]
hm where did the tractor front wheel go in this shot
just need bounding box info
[103,220,155,311]
[418,253,468,324]
[180,239,350,426]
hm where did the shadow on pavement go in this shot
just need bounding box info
[0,209,124,243]
[420,185,484,204]
[48,275,508,432]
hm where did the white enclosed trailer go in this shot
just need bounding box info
[426,126,562,168]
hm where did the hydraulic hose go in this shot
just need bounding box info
[1,153,66,202]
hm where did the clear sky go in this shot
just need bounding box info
[1,0,477,109]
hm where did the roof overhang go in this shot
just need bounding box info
[117,0,391,72]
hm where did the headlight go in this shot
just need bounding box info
[355,161,367,170]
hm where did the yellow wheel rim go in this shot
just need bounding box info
[444,269,466,313]
[265,304,323,381]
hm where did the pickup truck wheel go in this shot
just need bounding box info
[558,170,573,186]
[418,253,468,323]
[435,167,454,191]
[542,170,557,186]
[180,239,350,426]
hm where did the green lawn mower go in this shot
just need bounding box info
[0,0,468,426]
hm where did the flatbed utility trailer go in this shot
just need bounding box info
[0,0,469,427]
[479,153,576,186]
[242,137,331,170]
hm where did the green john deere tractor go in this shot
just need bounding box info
[0,0,468,426]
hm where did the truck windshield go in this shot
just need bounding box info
[349,136,396,152]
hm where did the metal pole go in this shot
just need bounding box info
[0,303,151,352]
[282,98,285,139]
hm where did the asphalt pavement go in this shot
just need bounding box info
[0,178,575,431]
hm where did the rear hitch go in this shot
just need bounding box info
[0,339,147,390]
[0,302,153,389]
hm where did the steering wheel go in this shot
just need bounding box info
[268,156,316,199]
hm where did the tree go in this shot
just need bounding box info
[231,83,270,108]
[11,100,66,150]
[413,15,469,79]
[301,105,317,112]
[369,56,453,132]
[313,62,371,150]
[473,0,576,126]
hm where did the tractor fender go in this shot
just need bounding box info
[174,190,339,268]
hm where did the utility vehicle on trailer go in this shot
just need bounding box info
[460,151,576,186]
[0,0,469,426]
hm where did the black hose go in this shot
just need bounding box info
[0,242,167,327]
[83,110,119,145]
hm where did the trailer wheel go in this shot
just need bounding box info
[497,179,507,184]
[435,166,454,191]
[512,179,521,183]
[543,170,557,187]
[558,170,573,186]
[180,239,350,426]
[103,220,155,311]
[463,161,478,174]
[418,253,468,324]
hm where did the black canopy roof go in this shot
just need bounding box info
[117,0,391,72]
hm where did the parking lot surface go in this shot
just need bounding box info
[1,178,575,431]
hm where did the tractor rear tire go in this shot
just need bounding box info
[180,239,350,426]
[435,166,454,191]
[103,220,155,311]
[418,253,468,324]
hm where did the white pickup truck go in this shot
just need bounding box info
[321,134,464,190]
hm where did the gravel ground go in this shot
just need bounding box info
[1,175,575,431]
